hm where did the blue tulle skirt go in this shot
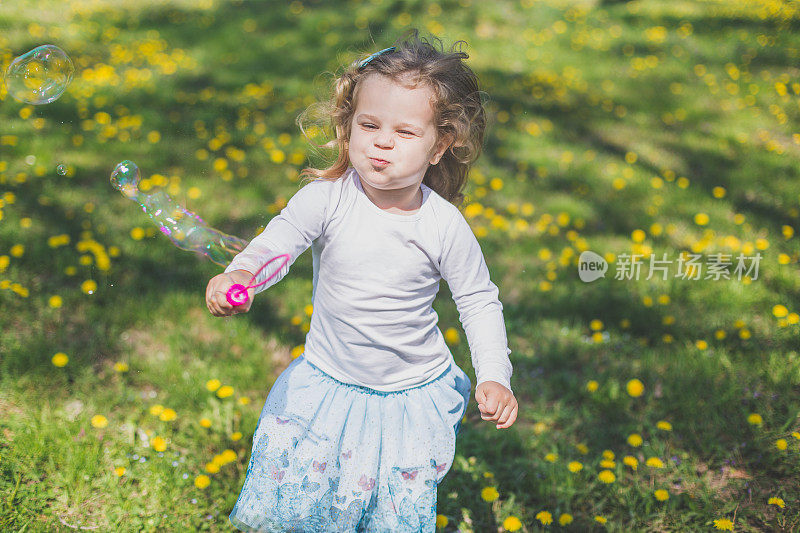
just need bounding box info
[228,354,472,533]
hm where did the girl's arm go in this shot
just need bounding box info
[223,179,334,294]
[438,209,514,393]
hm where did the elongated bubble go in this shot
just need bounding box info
[4,45,74,105]
[110,160,248,267]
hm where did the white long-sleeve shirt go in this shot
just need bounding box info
[224,166,513,393]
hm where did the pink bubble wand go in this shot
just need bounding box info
[226,253,291,307]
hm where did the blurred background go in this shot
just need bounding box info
[1,0,799,530]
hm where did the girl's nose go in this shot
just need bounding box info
[374,132,393,148]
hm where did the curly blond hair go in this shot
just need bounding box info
[295,28,488,208]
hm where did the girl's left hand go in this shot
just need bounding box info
[475,381,518,429]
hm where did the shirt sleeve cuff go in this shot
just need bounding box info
[474,359,513,393]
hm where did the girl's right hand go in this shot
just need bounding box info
[205,270,256,317]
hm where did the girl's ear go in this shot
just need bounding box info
[430,133,455,165]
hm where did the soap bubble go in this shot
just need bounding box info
[110,160,248,266]
[4,45,74,105]
[56,164,67,175]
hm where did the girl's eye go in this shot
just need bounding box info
[362,124,415,136]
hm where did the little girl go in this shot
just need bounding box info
[206,29,518,533]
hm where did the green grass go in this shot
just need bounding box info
[2,0,800,531]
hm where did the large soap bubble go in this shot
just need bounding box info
[110,160,248,267]
[4,44,74,105]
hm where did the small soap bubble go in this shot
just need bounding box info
[56,164,67,175]
[25,155,36,165]
[4,45,74,105]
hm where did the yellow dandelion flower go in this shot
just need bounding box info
[575,443,589,454]
[590,319,604,331]
[48,295,63,308]
[627,433,643,447]
[535,511,552,525]
[600,459,616,468]
[694,213,709,225]
[775,439,787,450]
[792,431,800,440]
[544,453,558,463]
[206,379,221,392]
[290,344,305,358]
[586,380,599,392]
[713,517,734,530]
[436,515,450,528]
[91,415,108,428]
[595,515,607,524]
[558,513,573,525]
[194,474,211,489]
[623,455,638,470]
[52,352,68,367]
[626,378,645,397]
[114,467,126,476]
[773,305,789,318]
[480,486,499,502]
[149,404,164,416]
[655,489,669,501]
[159,408,177,422]
[503,516,522,531]
[768,497,785,508]
[114,362,129,372]
[130,227,145,240]
[747,413,763,426]
[696,340,708,350]
[657,420,673,431]
[598,470,616,483]
[221,449,237,463]
[646,457,664,468]
[199,418,212,428]
[81,279,97,294]
[151,436,167,452]
[602,449,615,460]
[205,462,220,474]
[444,327,460,345]
[231,431,242,441]
[567,461,583,473]
[10,244,24,257]
[217,385,234,398]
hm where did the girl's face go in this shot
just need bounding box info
[348,73,450,192]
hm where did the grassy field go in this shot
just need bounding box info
[1,0,800,531]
